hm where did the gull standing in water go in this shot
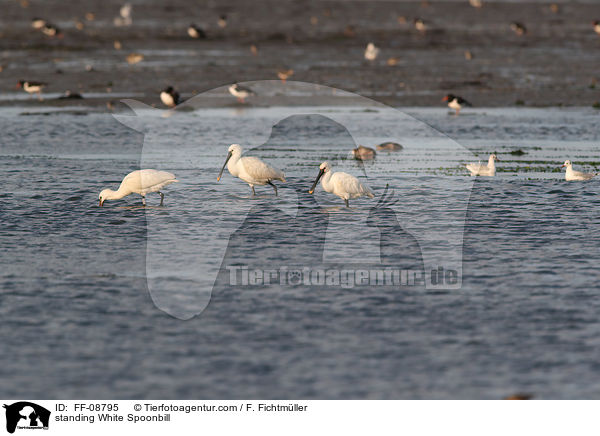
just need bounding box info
[465,154,499,177]
[99,169,178,206]
[217,144,286,196]
[561,160,596,181]
[308,162,374,207]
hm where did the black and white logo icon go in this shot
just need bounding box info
[3,402,50,434]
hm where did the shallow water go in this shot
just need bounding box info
[1,105,599,398]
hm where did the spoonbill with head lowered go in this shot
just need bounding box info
[217,144,286,196]
[99,169,178,206]
[561,160,597,181]
[465,154,499,177]
[308,161,374,207]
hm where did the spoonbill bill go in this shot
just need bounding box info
[308,162,374,207]
[99,169,178,206]
[561,160,597,181]
[465,154,499,177]
[217,144,286,196]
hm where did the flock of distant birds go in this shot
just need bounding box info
[12,2,600,209]
[16,0,600,113]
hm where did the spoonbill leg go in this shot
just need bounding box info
[267,181,278,196]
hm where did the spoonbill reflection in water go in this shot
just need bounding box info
[217,144,286,196]
[308,161,374,207]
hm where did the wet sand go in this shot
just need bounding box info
[1,0,600,108]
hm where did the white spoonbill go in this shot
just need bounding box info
[465,154,499,177]
[308,161,374,207]
[561,160,596,181]
[99,169,178,206]
[217,144,286,196]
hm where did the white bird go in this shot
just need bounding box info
[228,84,255,103]
[364,43,379,61]
[114,3,132,26]
[160,86,179,108]
[120,3,132,19]
[561,160,596,181]
[465,154,499,177]
[308,161,374,207]
[31,18,46,29]
[99,169,178,206]
[217,144,286,195]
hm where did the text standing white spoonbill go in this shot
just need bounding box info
[99,169,178,206]
[465,154,499,177]
[561,160,597,181]
[217,144,286,196]
[308,161,374,207]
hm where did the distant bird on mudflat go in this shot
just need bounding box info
[31,18,46,29]
[413,18,427,32]
[228,83,255,103]
[217,144,285,196]
[58,90,84,100]
[17,80,47,100]
[442,94,472,115]
[42,23,62,37]
[277,69,294,82]
[561,160,596,181]
[114,3,132,26]
[364,43,380,61]
[308,162,374,208]
[188,24,206,39]
[160,86,180,108]
[351,145,376,161]
[99,169,178,207]
[510,22,527,36]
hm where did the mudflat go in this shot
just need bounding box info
[2,0,599,108]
